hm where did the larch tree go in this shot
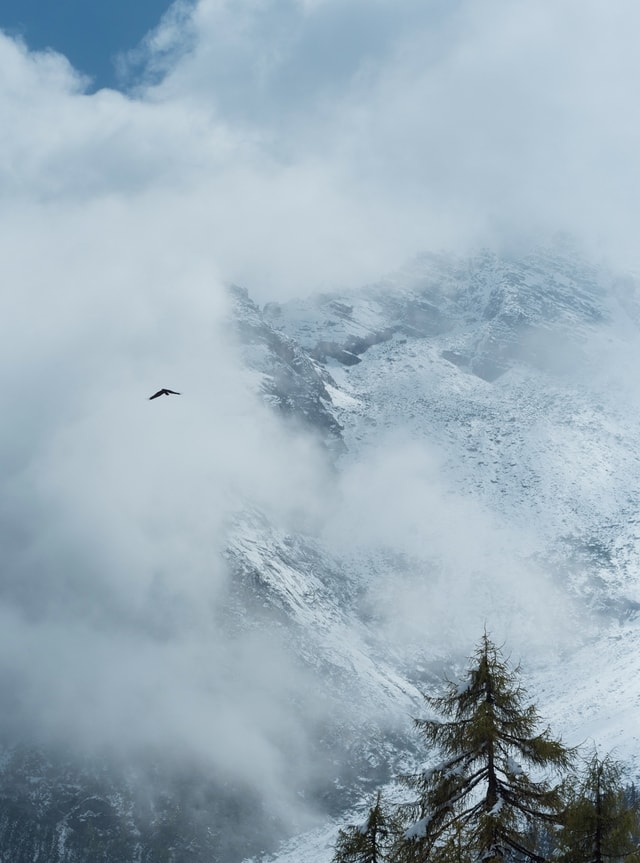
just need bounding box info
[557,752,640,863]
[332,792,396,863]
[395,632,573,863]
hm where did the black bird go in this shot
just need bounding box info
[148,388,181,400]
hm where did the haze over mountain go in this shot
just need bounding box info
[240,239,640,859]
[2,2,640,861]
[2,236,640,861]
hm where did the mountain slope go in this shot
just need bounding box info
[265,241,640,611]
[249,239,640,859]
[2,239,640,863]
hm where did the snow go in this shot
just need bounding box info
[530,621,640,772]
[324,382,361,410]
[238,243,640,863]
[489,797,504,817]
[403,816,430,841]
[505,756,524,777]
[242,823,339,863]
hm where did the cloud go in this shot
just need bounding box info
[1,0,639,834]
[114,0,640,289]
[0,30,349,834]
[0,131,333,828]
[7,0,640,300]
[323,436,575,658]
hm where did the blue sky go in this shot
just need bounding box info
[0,0,176,89]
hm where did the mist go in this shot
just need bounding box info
[0,188,340,836]
[320,432,577,661]
[128,0,640,291]
[2,0,640,847]
[5,1,640,300]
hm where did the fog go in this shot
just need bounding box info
[128,0,640,292]
[323,437,575,659]
[5,1,640,298]
[0,195,338,829]
[1,0,639,842]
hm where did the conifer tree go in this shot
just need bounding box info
[557,752,640,863]
[332,792,396,863]
[396,632,572,863]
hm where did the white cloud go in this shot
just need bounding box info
[1,0,639,830]
[123,0,640,287]
[323,437,574,657]
[7,1,640,299]
[0,127,332,821]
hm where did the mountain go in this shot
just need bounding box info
[262,239,640,618]
[1,238,640,862]
[245,238,640,860]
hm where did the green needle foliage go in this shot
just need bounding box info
[557,752,640,863]
[396,632,573,863]
[333,792,398,863]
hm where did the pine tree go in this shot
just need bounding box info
[396,632,572,863]
[557,752,640,863]
[332,792,396,863]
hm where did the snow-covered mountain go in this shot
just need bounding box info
[2,238,640,862]
[237,238,640,860]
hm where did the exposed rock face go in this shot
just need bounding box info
[0,748,279,863]
[262,243,612,383]
[230,285,345,453]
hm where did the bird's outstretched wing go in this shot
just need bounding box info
[148,388,181,400]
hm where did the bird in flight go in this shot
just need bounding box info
[148,388,181,400]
